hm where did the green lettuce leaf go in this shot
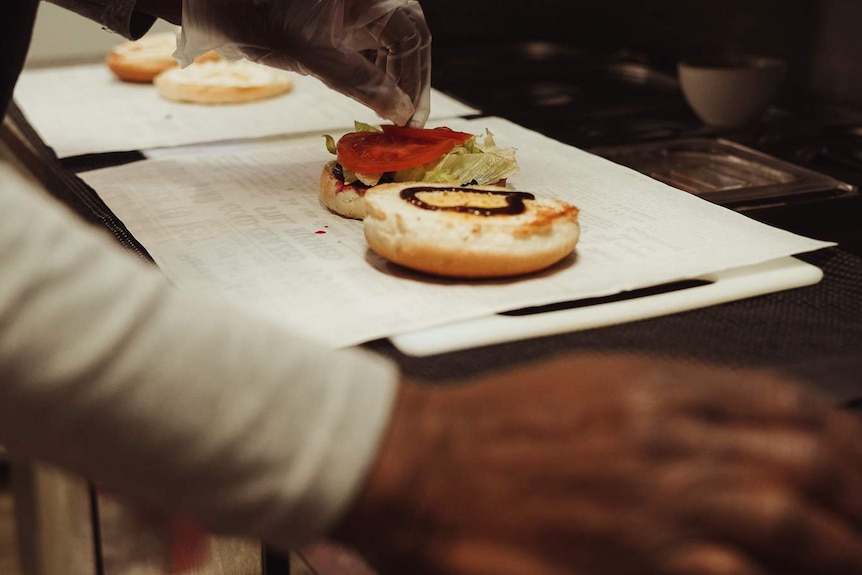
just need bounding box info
[323,126,519,187]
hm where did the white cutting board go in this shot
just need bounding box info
[389,256,822,357]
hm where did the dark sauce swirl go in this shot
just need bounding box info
[400,186,535,216]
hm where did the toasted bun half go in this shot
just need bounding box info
[106,32,218,84]
[363,182,580,278]
[154,60,293,104]
[319,161,371,220]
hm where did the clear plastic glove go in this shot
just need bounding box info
[176,0,431,127]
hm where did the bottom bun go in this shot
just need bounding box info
[363,182,580,278]
[154,60,293,104]
[106,32,218,83]
[319,161,370,220]
[107,32,179,83]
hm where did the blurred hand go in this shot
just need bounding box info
[176,0,431,127]
[335,354,862,575]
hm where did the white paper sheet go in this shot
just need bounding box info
[13,64,478,158]
[78,117,834,348]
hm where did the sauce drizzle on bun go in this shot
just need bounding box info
[400,186,535,216]
[363,183,580,278]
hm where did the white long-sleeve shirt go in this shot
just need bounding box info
[0,150,399,549]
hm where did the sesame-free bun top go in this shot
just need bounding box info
[107,31,218,83]
[107,32,180,83]
[363,182,580,278]
[154,59,294,105]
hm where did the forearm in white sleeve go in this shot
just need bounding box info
[0,158,399,549]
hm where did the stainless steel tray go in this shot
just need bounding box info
[592,137,855,205]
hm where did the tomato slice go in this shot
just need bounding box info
[381,125,473,143]
[336,131,457,173]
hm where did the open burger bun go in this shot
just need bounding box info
[154,59,293,104]
[107,32,218,84]
[319,161,369,220]
[363,182,580,278]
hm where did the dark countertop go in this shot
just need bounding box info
[365,248,862,404]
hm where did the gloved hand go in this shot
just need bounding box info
[176,0,431,127]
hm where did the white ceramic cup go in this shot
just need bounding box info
[678,56,787,127]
